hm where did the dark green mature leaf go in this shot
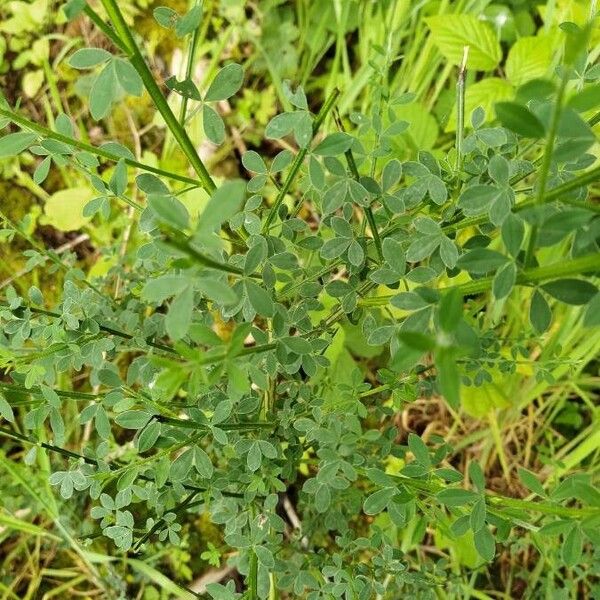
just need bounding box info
[495,102,545,138]
[493,262,516,299]
[457,248,509,274]
[518,468,546,497]
[408,433,430,467]
[204,64,244,102]
[530,290,552,333]
[541,279,598,305]
[584,293,600,328]
[474,527,496,561]
[245,281,274,317]
[562,525,583,567]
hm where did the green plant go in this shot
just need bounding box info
[1,1,599,599]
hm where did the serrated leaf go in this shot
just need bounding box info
[427,15,501,70]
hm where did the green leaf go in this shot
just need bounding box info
[203,105,225,145]
[492,262,516,300]
[165,76,202,100]
[245,281,274,317]
[583,293,600,328]
[197,180,245,235]
[0,132,37,158]
[517,467,546,497]
[541,279,598,305]
[363,487,396,515]
[153,6,179,29]
[204,63,244,102]
[505,36,552,87]
[115,410,153,430]
[247,442,262,471]
[170,448,194,481]
[90,61,118,121]
[175,4,202,37]
[142,275,188,303]
[426,15,501,70]
[148,195,190,230]
[439,289,462,333]
[408,433,430,467]
[406,234,441,262]
[192,446,213,478]
[312,132,353,156]
[495,102,545,138]
[501,213,524,258]
[114,59,143,96]
[138,421,161,452]
[470,498,487,532]
[109,159,127,196]
[281,336,312,355]
[166,285,194,341]
[457,248,509,274]
[562,526,583,567]
[529,290,551,333]
[265,112,302,139]
[0,393,15,423]
[474,527,496,561]
[320,237,351,260]
[196,279,238,305]
[68,48,112,69]
[242,151,267,174]
[436,488,478,506]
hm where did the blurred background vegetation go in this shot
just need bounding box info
[0,0,598,598]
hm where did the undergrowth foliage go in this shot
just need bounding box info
[0,1,599,598]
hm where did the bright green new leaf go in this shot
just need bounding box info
[427,15,501,70]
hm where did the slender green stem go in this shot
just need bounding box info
[1,302,177,354]
[99,0,216,193]
[455,46,468,172]
[178,6,202,126]
[0,107,202,187]
[338,118,383,263]
[162,235,261,278]
[360,252,600,307]
[247,548,258,600]
[524,68,570,266]
[262,88,340,233]
[82,4,128,52]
